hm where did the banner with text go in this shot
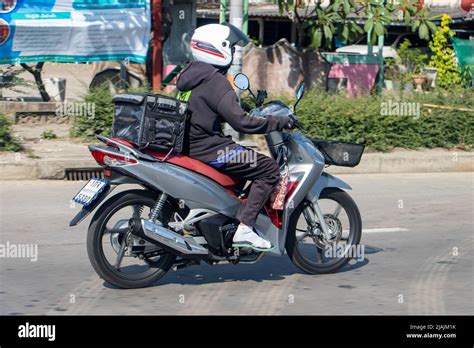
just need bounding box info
[0,0,150,64]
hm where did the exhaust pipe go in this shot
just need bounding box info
[139,219,209,256]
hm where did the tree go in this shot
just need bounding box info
[20,63,51,102]
[276,0,439,49]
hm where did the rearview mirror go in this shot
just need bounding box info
[296,83,305,102]
[233,73,250,91]
[294,83,305,110]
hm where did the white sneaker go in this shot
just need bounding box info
[232,224,273,251]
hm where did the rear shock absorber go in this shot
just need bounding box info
[149,192,168,223]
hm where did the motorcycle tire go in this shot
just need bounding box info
[286,187,362,274]
[86,190,176,289]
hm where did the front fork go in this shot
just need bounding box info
[302,201,333,241]
[303,171,352,240]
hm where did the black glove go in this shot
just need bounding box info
[278,116,294,131]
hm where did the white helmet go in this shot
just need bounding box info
[191,23,249,68]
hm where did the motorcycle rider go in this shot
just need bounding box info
[176,23,294,251]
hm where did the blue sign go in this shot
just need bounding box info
[0,0,150,64]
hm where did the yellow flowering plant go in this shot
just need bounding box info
[428,14,462,89]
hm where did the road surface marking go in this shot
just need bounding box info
[342,227,409,233]
[362,228,409,233]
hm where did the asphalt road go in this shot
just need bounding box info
[0,173,472,315]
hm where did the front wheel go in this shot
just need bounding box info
[286,188,362,274]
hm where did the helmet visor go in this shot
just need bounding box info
[223,22,249,47]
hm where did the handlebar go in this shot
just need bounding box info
[256,90,268,107]
[289,114,306,132]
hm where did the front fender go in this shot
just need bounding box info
[306,172,352,202]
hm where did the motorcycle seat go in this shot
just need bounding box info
[110,138,237,188]
[146,150,238,188]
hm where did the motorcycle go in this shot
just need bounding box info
[70,74,364,289]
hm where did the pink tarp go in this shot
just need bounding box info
[328,63,379,97]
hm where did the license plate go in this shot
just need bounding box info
[73,178,109,206]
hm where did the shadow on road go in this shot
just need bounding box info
[364,245,384,254]
[103,251,371,289]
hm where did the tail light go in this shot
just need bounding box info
[286,181,299,199]
[265,181,300,229]
[90,149,137,167]
[266,208,283,229]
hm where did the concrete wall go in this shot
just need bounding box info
[242,38,329,95]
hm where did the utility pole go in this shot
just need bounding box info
[220,0,227,23]
[226,0,244,141]
[378,33,384,96]
[228,0,244,78]
[243,0,249,35]
[152,0,163,92]
[377,0,385,96]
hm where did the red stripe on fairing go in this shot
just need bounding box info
[191,44,225,59]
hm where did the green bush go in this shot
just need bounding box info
[69,85,473,152]
[41,129,57,140]
[70,87,114,139]
[0,114,21,152]
[297,89,474,151]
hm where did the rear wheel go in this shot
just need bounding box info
[86,190,178,289]
[286,188,362,274]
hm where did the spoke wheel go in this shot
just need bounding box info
[87,190,177,289]
[286,188,362,274]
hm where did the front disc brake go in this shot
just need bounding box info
[323,214,343,242]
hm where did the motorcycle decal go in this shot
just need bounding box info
[191,39,225,59]
[270,166,289,210]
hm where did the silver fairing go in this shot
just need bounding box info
[264,132,326,254]
[115,156,287,256]
[117,160,243,217]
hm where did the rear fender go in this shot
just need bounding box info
[69,171,148,227]
[69,185,116,227]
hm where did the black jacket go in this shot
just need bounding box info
[176,61,289,163]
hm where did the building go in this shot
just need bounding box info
[196,1,296,46]
[196,0,474,47]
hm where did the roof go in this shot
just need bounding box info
[429,5,473,20]
[196,3,473,22]
[197,3,292,19]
